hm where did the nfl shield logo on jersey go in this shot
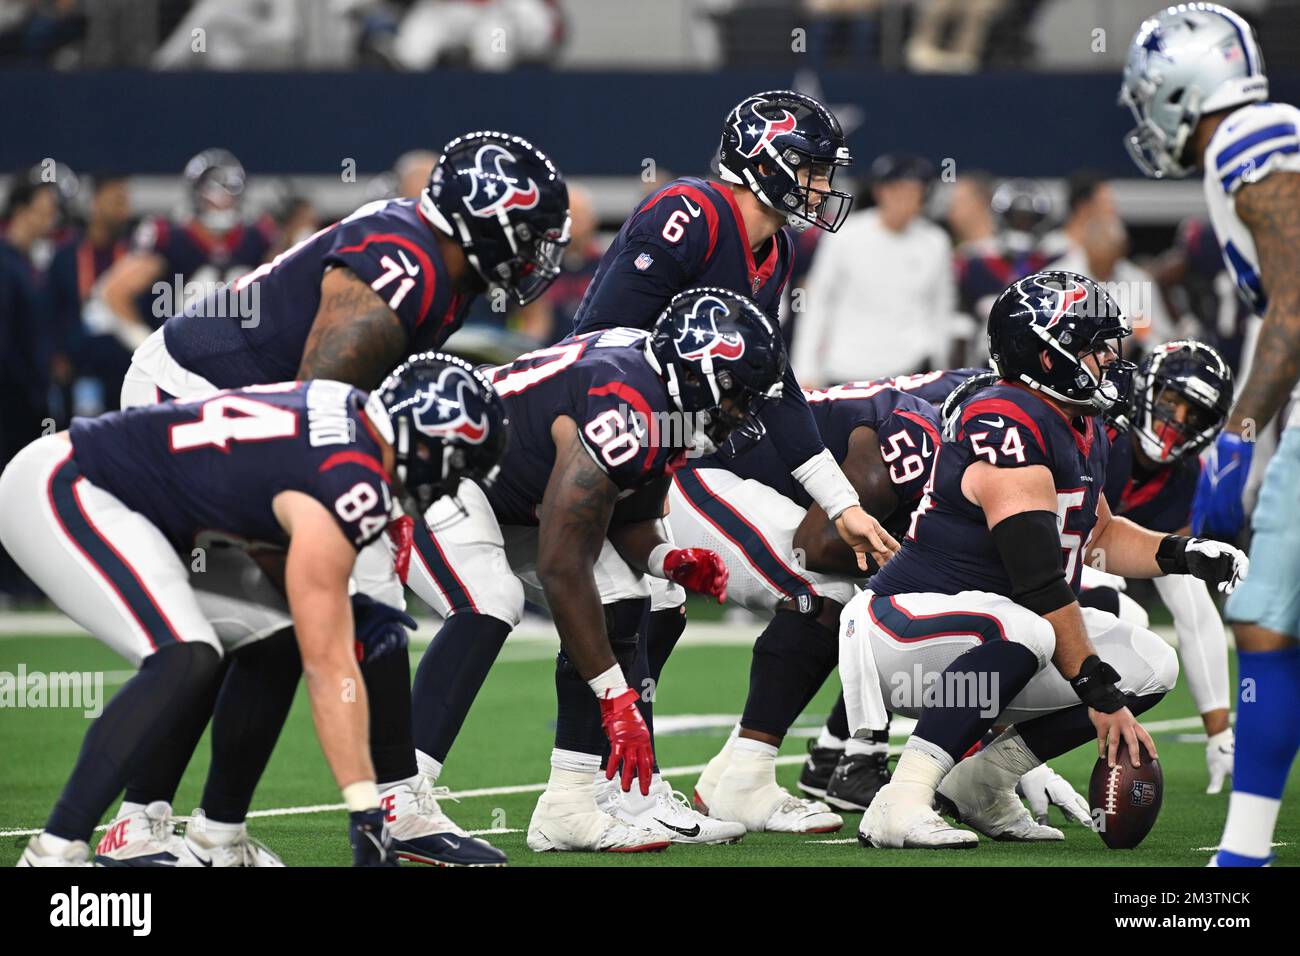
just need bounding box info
[634,251,654,271]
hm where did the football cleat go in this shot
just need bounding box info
[17,834,93,867]
[859,783,978,849]
[936,756,1063,842]
[381,776,507,867]
[796,741,842,799]
[526,789,670,853]
[708,771,843,833]
[94,801,187,866]
[179,814,285,867]
[824,751,891,812]
[596,775,745,845]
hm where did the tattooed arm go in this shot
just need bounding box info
[296,266,408,389]
[536,416,622,679]
[1228,171,1300,433]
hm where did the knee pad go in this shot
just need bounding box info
[1010,614,1056,669]
[465,573,525,629]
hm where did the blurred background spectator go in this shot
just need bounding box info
[793,153,957,384]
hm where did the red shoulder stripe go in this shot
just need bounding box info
[334,233,436,328]
[640,183,719,261]
[961,398,1047,454]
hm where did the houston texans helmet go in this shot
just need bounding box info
[184,148,246,233]
[987,271,1136,413]
[421,131,570,306]
[647,287,787,453]
[718,90,853,233]
[1126,339,1233,463]
[366,352,508,515]
[1119,4,1268,179]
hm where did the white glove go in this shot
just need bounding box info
[1184,539,1250,595]
[1205,728,1234,795]
[1017,764,1092,826]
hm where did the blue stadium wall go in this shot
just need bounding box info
[9,68,1300,177]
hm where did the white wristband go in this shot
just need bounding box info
[791,448,859,520]
[341,780,381,812]
[648,543,674,578]
[588,663,629,700]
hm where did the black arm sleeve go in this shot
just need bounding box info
[990,510,1076,616]
[610,476,671,526]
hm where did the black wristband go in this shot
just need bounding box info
[1155,534,1191,575]
[1069,654,1127,713]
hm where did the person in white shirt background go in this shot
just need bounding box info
[793,153,959,385]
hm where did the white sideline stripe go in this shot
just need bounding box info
[1194,841,1288,852]
[0,717,1209,839]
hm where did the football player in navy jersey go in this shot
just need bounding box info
[0,354,507,867]
[1082,340,1238,793]
[664,382,939,833]
[573,89,897,564]
[837,271,1248,849]
[1121,3,1300,868]
[403,288,784,851]
[94,150,278,351]
[100,132,568,868]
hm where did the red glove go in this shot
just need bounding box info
[664,547,729,603]
[387,515,414,585]
[599,688,655,795]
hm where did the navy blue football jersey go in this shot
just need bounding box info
[484,328,689,525]
[865,367,988,409]
[702,383,940,534]
[132,214,277,325]
[162,199,470,389]
[572,177,838,488]
[70,380,396,552]
[870,382,1110,599]
[1102,424,1198,534]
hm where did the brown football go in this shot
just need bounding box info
[1089,739,1163,849]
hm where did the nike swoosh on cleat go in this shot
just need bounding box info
[653,819,702,838]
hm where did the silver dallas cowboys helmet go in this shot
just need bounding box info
[1119,4,1268,179]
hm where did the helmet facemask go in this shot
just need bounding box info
[751,150,853,233]
[1119,76,1200,180]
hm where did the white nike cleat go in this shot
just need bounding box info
[526,789,670,853]
[708,773,843,833]
[178,811,284,867]
[596,775,745,845]
[380,776,506,866]
[937,754,1064,842]
[94,801,187,866]
[859,783,978,849]
[17,834,93,867]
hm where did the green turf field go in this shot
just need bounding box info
[1,617,1295,867]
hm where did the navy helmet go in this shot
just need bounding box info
[718,90,853,233]
[987,271,1135,413]
[1125,339,1232,463]
[421,131,570,306]
[647,287,787,453]
[184,148,245,234]
[366,352,508,515]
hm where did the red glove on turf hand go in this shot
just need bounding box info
[599,687,655,795]
[387,515,414,585]
[663,547,729,603]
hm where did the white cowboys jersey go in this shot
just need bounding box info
[1202,100,1300,427]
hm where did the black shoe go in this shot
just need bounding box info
[797,741,844,799]
[824,751,891,812]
